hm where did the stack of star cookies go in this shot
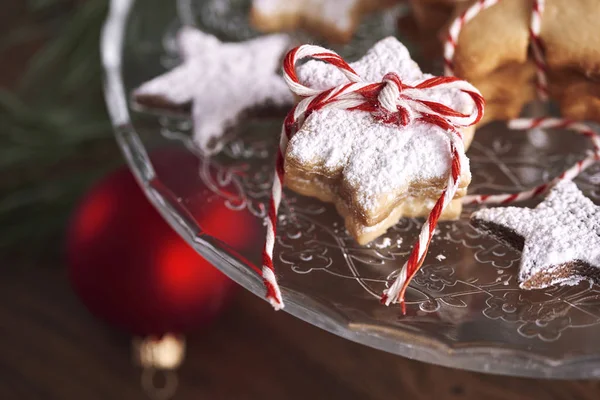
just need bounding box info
[285,37,479,244]
[453,0,600,125]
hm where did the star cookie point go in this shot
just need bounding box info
[132,27,294,153]
[472,181,600,290]
[260,35,484,308]
[283,36,481,244]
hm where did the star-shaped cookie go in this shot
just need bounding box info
[471,181,600,289]
[250,0,398,43]
[132,27,294,153]
[284,37,477,244]
[453,0,600,124]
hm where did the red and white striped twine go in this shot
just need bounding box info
[444,0,547,99]
[463,118,600,205]
[261,44,484,310]
[444,0,600,203]
[383,115,600,306]
[262,0,599,312]
[529,0,548,100]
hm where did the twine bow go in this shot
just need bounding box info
[283,46,484,133]
[260,41,484,310]
[258,2,600,313]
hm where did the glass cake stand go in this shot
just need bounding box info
[102,0,600,379]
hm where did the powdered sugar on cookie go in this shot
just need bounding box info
[471,181,600,289]
[260,36,484,308]
[298,37,474,114]
[298,37,420,90]
[133,27,293,153]
[288,38,474,215]
[289,108,471,213]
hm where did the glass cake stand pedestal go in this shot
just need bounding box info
[102,0,600,379]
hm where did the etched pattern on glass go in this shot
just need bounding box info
[156,107,600,343]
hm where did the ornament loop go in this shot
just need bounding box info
[141,368,178,400]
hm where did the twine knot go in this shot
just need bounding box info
[283,45,485,135]
[375,73,412,126]
[262,41,485,310]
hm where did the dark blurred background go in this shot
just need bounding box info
[2,1,600,399]
[1,0,117,264]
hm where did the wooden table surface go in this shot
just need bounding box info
[1,266,600,400]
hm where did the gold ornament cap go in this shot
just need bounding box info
[132,334,186,370]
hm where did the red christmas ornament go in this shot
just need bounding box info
[66,149,258,336]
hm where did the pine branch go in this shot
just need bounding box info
[1,0,120,256]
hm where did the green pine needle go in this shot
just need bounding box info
[2,0,120,257]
